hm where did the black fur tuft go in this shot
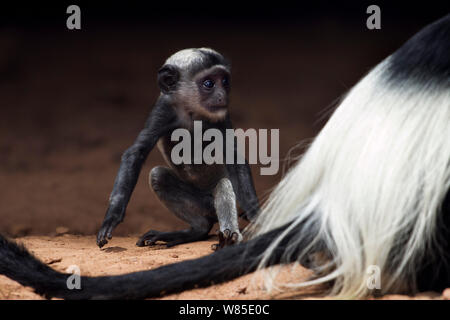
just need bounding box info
[387,14,450,85]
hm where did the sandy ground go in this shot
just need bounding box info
[1,234,449,300]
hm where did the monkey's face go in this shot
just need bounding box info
[158,62,231,122]
[193,66,230,121]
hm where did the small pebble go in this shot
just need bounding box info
[55,226,69,235]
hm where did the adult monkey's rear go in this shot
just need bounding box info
[0,14,449,299]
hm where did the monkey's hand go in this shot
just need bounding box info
[97,206,125,248]
[211,229,243,251]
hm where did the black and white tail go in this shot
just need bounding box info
[248,13,450,298]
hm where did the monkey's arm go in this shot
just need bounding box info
[224,118,260,221]
[212,178,243,249]
[97,101,177,248]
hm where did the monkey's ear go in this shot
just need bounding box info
[157,64,180,94]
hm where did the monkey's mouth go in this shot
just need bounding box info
[206,105,227,112]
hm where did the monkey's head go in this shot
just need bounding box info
[158,48,231,122]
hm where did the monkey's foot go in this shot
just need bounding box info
[136,229,209,248]
[211,229,243,251]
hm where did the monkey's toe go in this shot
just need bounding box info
[136,230,163,247]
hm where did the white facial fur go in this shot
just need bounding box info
[172,61,230,124]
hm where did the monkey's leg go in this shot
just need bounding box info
[136,166,216,247]
[211,178,243,250]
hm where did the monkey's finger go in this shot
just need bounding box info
[216,229,229,249]
[96,226,112,247]
[97,236,108,247]
[216,229,241,249]
[97,236,107,248]
[96,231,105,245]
[98,239,107,248]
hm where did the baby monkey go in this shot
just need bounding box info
[97,48,260,249]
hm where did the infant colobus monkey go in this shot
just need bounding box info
[0,14,448,299]
[96,48,260,249]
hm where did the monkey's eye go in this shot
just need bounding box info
[222,77,229,87]
[203,79,214,89]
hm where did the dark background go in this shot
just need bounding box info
[0,2,448,237]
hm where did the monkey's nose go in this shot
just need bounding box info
[217,99,228,107]
[216,93,227,106]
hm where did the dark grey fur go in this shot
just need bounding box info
[97,48,260,249]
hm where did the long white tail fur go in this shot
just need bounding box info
[248,55,450,298]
